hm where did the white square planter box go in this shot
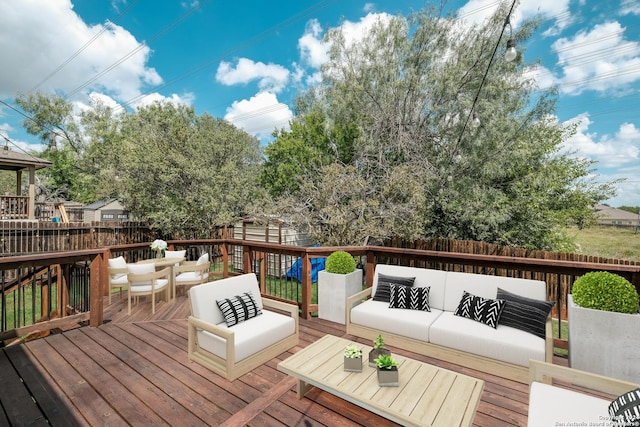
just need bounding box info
[318,269,363,324]
[568,294,640,383]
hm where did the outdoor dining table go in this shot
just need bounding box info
[136,257,185,301]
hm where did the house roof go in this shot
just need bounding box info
[84,198,119,210]
[0,148,52,171]
[595,204,639,221]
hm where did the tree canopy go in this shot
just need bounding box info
[16,94,262,237]
[259,7,615,249]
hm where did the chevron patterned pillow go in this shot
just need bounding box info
[454,291,505,328]
[216,291,263,327]
[389,284,431,311]
[609,388,640,426]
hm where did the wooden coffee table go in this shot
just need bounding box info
[277,335,484,427]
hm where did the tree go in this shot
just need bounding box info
[118,103,262,236]
[267,7,615,249]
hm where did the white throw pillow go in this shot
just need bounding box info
[108,256,127,269]
[196,253,209,265]
[127,263,155,275]
[165,250,186,259]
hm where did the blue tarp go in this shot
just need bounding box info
[286,256,326,283]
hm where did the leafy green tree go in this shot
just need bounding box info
[118,103,262,236]
[271,7,615,249]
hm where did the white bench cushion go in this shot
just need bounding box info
[197,310,296,362]
[190,274,263,326]
[429,312,545,367]
[528,382,610,426]
[442,271,546,312]
[350,300,444,342]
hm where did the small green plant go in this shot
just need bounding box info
[344,344,362,359]
[325,251,356,274]
[572,271,639,314]
[373,334,385,350]
[374,353,399,370]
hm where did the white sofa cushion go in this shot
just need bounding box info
[190,274,263,327]
[528,382,610,426]
[350,299,443,342]
[443,271,546,312]
[197,310,296,363]
[373,265,448,311]
[429,311,545,367]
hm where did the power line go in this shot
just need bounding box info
[27,0,141,93]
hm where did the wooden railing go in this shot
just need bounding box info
[2,239,640,350]
[0,195,28,220]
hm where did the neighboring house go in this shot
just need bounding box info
[595,204,639,226]
[83,199,129,222]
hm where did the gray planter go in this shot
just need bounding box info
[368,348,391,368]
[377,366,399,387]
[568,294,640,383]
[343,356,362,372]
[318,269,363,324]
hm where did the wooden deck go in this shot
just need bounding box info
[0,293,565,426]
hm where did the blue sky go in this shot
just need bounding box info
[0,0,639,207]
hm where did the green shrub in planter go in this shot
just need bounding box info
[572,271,639,314]
[325,251,356,274]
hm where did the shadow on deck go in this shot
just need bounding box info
[1,293,566,426]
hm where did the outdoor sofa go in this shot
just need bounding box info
[346,264,554,383]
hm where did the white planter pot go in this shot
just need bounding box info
[568,294,640,383]
[318,269,363,324]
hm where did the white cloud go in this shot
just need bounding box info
[363,3,376,13]
[457,0,571,33]
[298,19,329,69]
[224,91,293,140]
[620,0,640,15]
[216,58,290,93]
[551,21,640,95]
[0,0,162,103]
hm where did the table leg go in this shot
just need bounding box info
[297,379,314,399]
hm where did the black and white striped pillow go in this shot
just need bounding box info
[609,388,640,426]
[454,291,505,328]
[372,273,415,302]
[216,291,262,327]
[389,284,430,311]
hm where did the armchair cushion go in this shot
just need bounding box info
[165,250,186,259]
[127,263,155,276]
[108,256,127,279]
[216,291,263,327]
[197,253,209,265]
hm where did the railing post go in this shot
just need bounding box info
[90,253,105,327]
[221,242,229,278]
[365,250,376,288]
[301,252,312,319]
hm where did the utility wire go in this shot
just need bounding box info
[27,0,141,94]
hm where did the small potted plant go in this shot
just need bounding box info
[318,251,363,324]
[568,271,640,382]
[343,344,363,372]
[374,353,399,386]
[368,334,391,367]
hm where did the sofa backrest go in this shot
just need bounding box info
[189,273,263,325]
[443,270,547,312]
[373,264,448,311]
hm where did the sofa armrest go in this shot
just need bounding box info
[346,286,372,308]
[529,360,639,396]
[263,297,298,318]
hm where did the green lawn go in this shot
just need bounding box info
[567,225,640,262]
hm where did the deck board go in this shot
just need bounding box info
[0,294,572,426]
